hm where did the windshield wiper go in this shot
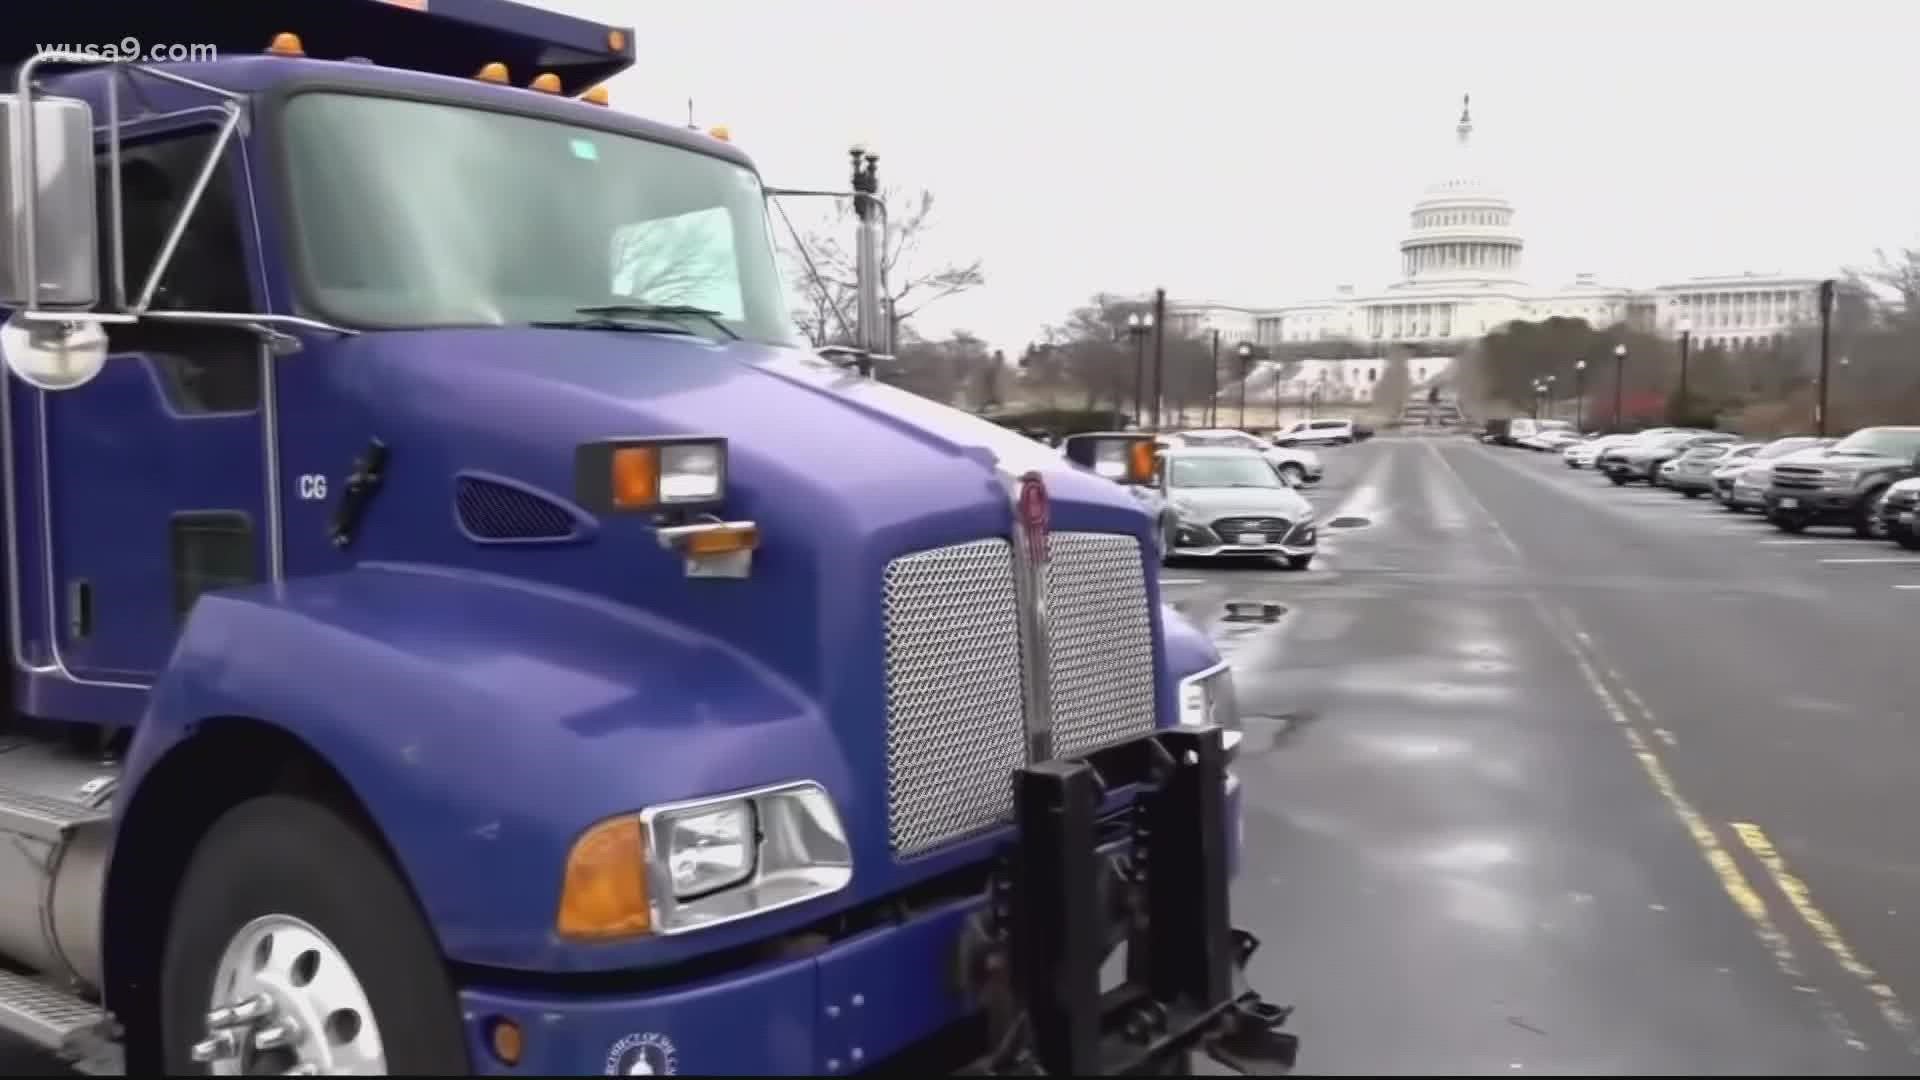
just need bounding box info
[574,303,741,340]
[531,315,699,336]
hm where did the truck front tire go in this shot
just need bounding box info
[160,795,469,1075]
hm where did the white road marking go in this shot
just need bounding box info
[1761,538,1873,545]
[1160,578,1204,586]
[1819,557,1920,565]
[1894,585,1920,591]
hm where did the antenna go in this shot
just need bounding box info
[687,97,694,129]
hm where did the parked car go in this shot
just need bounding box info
[1517,421,1577,450]
[1656,458,1681,486]
[1601,431,1736,485]
[1160,428,1323,484]
[1565,433,1633,469]
[1669,442,1752,497]
[1877,478,1920,549]
[1497,417,1539,447]
[1719,436,1831,511]
[1153,446,1318,568]
[1274,417,1356,447]
[1765,426,1920,537]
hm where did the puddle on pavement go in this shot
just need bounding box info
[1241,710,1311,753]
[1327,515,1373,529]
[1223,601,1287,622]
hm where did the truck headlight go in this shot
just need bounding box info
[659,442,725,502]
[575,435,729,512]
[661,801,755,898]
[557,780,853,941]
[644,781,852,934]
[1177,660,1239,731]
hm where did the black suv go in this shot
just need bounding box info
[1765,426,1920,537]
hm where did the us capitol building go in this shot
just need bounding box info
[1167,97,1825,406]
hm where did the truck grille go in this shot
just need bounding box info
[1042,533,1157,759]
[880,532,1157,857]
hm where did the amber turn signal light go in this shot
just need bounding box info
[556,815,652,940]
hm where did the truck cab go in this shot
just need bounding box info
[0,3,1294,1075]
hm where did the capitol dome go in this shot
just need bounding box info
[1397,95,1523,286]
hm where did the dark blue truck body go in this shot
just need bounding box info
[0,3,1278,1075]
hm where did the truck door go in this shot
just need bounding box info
[38,126,268,684]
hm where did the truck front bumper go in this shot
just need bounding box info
[457,727,1293,1076]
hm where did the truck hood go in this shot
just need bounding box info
[328,325,1165,757]
[337,326,1141,526]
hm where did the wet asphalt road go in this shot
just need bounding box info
[15,432,1920,1075]
[1189,432,1920,1075]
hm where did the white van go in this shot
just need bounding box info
[1275,418,1355,447]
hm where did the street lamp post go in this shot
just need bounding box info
[1209,329,1221,428]
[1574,358,1587,431]
[1816,279,1835,437]
[1126,312,1153,427]
[1236,342,1253,430]
[1611,343,1627,431]
[1150,288,1167,430]
[1543,375,1556,419]
[1675,317,1692,424]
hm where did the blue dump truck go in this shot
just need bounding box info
[0,1,1295,1074]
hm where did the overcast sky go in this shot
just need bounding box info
[551,0,1918,355]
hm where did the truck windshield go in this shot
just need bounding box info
[280,92,802,346]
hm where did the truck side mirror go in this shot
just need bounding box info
[0,94,105,390]
[0,95,100,309]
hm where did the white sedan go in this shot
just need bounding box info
[1564,434,1632,469]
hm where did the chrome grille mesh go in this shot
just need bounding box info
[880,539,1028,857]
[1043,533,1158,759]
[880,531,1159,857]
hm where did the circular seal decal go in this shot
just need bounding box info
[605,1032,678,1076]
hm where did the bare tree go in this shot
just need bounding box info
[784,187,986,347]
[1021,293,1148,411]
[612,211,736,309]
[887,330,999,406]
[1849,247,1920,330]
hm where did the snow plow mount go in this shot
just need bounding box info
[956,725,1298,1076]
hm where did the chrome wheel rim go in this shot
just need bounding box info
[193,914,388,1075]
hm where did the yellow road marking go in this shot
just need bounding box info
[1426,440,1872,1052]
[1732,822,1920,1053]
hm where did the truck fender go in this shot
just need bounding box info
[110,563,844,977]
[1158,600,1222,686]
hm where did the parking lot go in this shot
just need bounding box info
[1170,431,1920,1074]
